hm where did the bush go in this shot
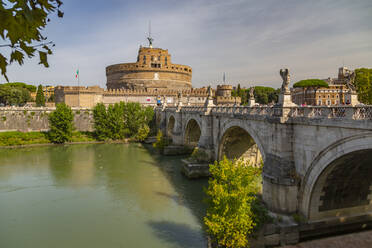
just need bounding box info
[36,84,45,107]
[48,103,74,144]
[204,157,268,248]
[190,147,210,162]
[92,102,154,141]
[152,130,169,151]
[135,124,150,141]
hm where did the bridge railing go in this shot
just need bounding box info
[287,106,372,120]
[160,105,372,120]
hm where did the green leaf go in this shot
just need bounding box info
[10,50,25,65]
[0,54,9,81]
[38,51,49,67]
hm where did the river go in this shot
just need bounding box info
[0,143,208,248]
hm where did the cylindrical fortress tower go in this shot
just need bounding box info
[106,46,192,90]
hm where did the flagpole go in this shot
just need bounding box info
[77,68,80,107]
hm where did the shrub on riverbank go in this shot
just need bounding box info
[0,131,49,146]
[48,103,74,144]
[204,157,269,248]
[92,102,154,141]
[153,130,169,151]
[0,131,96,146]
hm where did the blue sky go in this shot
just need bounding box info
[2,0,372,88]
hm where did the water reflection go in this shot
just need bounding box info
[0,143,207,248]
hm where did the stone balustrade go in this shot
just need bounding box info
[162,105,372,121]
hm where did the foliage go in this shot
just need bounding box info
[35,84,45,106]
[293,79,329,88]
[3,82,36,92]
[204,157,268,248]
[232,86,279,105]
[0,0,64,81]
[253,86,280,105]
[0,131,49,146]
[135,124,150,142]
[152,130,169,151]
[0,131,95,146]
[191,147,210,163]
[92,102,154,141]
[48,103,74,143]
[122,102,154,136]
[0,84,31,105]
[48,93,55,102]
[355,68,372,104]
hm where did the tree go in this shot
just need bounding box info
[35,84,45,106]
[48,103,74,144]
[204,157,268,248]
[92,102,154,141]
[135,124,150,142]
[354,68,372,104]
[3,82,36,92]
[0,0,64,81]
[252,86,280,104]
[293,79,329,105]
[0,84,31,105]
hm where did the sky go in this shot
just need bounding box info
[1,0,372,89]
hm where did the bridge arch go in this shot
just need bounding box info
[217,119,265,166]
[183,118,202,147]
[300,133,372,221]
[166,115,176,139]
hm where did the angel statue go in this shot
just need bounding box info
[249,87,255,99]
[207,85,213,99]
[279,68,290,93]
[345,70,356,93]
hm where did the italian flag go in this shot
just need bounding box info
[75,69,79,78]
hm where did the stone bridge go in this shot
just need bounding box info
[156,103,372,237]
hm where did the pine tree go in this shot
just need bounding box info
[36,84,45,107]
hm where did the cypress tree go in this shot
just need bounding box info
[36,84,45,107]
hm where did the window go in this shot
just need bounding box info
[143,56,146,64]
[165,57,168,66]
[318,95,321,99]
[158,56,161,61]
[318,100,322,105]
[336,95,339,98]
[151,56,154,62]
[327,95,330,99]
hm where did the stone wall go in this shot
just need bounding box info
[0,107,94,132]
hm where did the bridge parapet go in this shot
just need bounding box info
[166,105,372,121]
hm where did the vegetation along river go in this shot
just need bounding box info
[0,143,208,248]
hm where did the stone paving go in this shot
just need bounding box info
[284,230,372,248]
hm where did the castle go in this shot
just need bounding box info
[55,36,240,108]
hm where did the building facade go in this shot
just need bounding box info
[292,67,352,106]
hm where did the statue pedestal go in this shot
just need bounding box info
[278,93,297,107]
[345,92,360,106]
[204,98,215,107]
[248,98,256,107]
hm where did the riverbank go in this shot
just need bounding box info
[0,131,131,148]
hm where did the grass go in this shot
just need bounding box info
[0,131,98,146]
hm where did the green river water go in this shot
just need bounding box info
[0,143,208,248]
